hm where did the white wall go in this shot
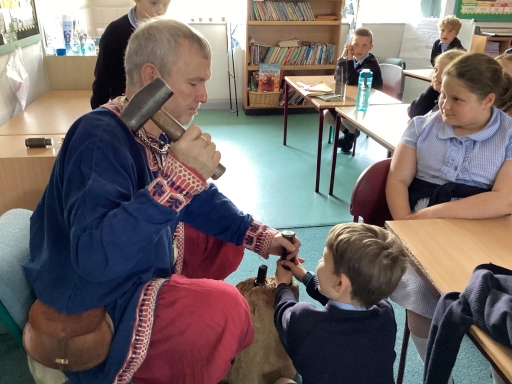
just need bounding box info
[193,23,237,109]
[0,42,49,127]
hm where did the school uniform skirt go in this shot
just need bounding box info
[389,198,439,319]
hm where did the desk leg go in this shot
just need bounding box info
[329,114,341,195]
[283,81,289,146]
[315,109,324,193]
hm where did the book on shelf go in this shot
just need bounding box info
[249,36,272,65]
[250,0,315,21]
[257,63,281,92]
[278,38,300,47]
[315,14,338,21]
[262,43,334,66]
[250,71,259,92]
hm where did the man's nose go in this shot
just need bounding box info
[197,85,208,103]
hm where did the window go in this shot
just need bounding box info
[167,0,246,22]
[357,0,440,23]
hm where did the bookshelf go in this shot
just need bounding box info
[243,0,344,114]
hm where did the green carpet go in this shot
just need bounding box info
[193,110,388,228]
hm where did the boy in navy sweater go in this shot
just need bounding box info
[274,223,408,384]
[324,27,383,152]
[430,15,465,67]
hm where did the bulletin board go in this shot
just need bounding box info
[454,0,512,22]
[0,0,40,46]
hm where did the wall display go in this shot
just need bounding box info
[454,0,512,22]
[0,0,39,46]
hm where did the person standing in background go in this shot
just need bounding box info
[90,0,171,109]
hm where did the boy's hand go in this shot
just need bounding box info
[268,233,301,263]
[343,43,353,60]
[280,259,307,282]
[275,259,293,285]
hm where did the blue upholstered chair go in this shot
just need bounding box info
[0,208,35,346]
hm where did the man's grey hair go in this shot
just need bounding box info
[125,18,211,89]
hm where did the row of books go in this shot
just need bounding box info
[250,1,315,21]
[250,43,335,66]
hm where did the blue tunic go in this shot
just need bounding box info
[24,108,253,383]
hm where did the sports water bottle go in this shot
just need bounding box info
[334,57,348,98]
[356,69,373,112]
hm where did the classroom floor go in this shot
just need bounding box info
[0,109,495,383]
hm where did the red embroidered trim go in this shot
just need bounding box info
[113,278,168,384]
[243,220,278,259]
[147,153,207,211]
[103,99,160,172]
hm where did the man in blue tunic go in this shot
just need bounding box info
[24,18,300,384]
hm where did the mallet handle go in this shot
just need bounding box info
[280,230,296,271]
[151,109,226,180]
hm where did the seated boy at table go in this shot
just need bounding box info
[430,15,465,67]
[273,223,408,384]
[324,27,383,153]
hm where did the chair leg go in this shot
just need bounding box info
[0,301,23,347]
[352,129,359,157]
[396,311,410,384]
[328,126,334,144]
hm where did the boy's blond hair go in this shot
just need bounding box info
[434,49,466,66]
[352,27,373,44]
[325,223,408,308]
[494,53,512,64]
[438,15,462,34]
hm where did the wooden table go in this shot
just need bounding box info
[0,90,91,136]
[404,69,433,82]
[283,75,401,193]
[330,104,410,195]
[386,217,512,383]
[0,135,63,215]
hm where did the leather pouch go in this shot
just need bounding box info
[23,299,113,371]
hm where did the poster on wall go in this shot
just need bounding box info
[0,0,39,46]
[454,0,512,22]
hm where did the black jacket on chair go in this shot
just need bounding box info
[424,263,512,384]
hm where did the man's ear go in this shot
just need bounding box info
[140,63,160,87]
[369,43,374,51]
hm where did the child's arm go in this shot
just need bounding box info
[386,142,417,220]
[274,262,302,356]
[346,60,359,85]
[430,40,436,67]
[304,274,329,306]
[408,86,439,118]
[280,259,329,305]
[408,160,512,220]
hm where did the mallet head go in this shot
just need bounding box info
[119,77,173,133]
